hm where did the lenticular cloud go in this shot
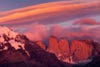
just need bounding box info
[0,1,100,26]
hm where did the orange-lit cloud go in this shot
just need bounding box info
[0,1,100,26]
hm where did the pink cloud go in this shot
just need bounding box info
[73,18,100,25]
[24,23,48,41]
[24,23,100,43]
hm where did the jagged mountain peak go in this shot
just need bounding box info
[0,26,18,39]
[0,26,27,53]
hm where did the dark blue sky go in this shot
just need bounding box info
[0,0,57,11]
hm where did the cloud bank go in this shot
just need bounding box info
[24,23,100,43]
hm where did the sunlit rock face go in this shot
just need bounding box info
[58,38,70,61]
[71,39,93,63]
[36,41,46,50]
[48,36,60,55]
[47,37,97,64]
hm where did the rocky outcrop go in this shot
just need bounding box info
[48,36,70,56]
[58,38,70,61]
[36,41,46,50]
[71,39,93,63]
[48,36,60,55]
[47,37,100,64]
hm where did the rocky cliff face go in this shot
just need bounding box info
[48,36,60,55]
[47,36,70,62]
[36,41,46,50]
[47,36,100,64]
[71,39,93,63]
[59,38,70,61]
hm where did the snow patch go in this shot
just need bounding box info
[0,26,18,39]
[9,40,25,50]
[8,40,30,56]
[0,26,30,56]
[3,46,8,50]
